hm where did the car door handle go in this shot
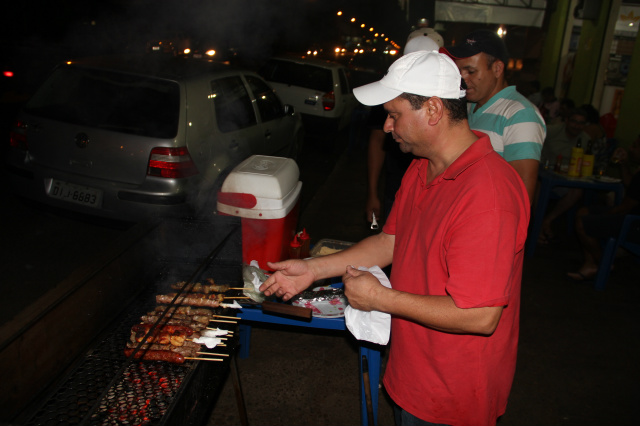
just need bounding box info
[264,130,272,139]
[229,140,239,150]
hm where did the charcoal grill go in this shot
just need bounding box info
[16,217,246,426]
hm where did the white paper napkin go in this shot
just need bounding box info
[344,266,391,345]
[193,336,223,349]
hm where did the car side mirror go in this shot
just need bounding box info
[284,104,295,116]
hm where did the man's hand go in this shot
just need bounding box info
[260,259,316,301]
[365,195,381,223]
[342,266,388,311]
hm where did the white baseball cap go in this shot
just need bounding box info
[353,51,466,106]
[403,35,440,55]
[406,28,444,48]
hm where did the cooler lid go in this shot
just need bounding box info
[220,155,300,200]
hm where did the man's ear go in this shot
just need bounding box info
[493,59,505,77]
[425,97,444,124]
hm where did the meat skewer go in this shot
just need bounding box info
[131,323,194,337]
[126,341,201,357]
[171,279,245,294]
[140,314,208,330]
[124,348,186,364]
[156,292,222,307]
[155,305,214,316]
[144,312,211,325]
[131,324,194,346]
[124,348,223,363]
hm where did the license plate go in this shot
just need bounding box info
[48,180,103,208]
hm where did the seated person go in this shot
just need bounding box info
[537,107,591,243]
[549,97,575,125]
[568,136,640,281]
[539,87,560,123]
[581,103,609,170]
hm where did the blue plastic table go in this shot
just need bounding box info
[237,303,383,426]
[527,169,625,257]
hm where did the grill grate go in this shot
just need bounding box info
[89,361,187,426]
[24,259,242,425]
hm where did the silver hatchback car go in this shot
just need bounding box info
[259,56,358,134]
[6,55,304,222]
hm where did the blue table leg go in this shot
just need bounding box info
[238,324,251,359]
[527,179,553,257]
[360,344,382,426]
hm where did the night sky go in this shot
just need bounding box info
[3,0,409,57]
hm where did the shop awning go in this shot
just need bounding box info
[435,0,547,28]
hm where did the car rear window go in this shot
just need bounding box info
[25,66,180,138]
[259,60,333,93]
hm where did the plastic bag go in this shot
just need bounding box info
[242,260,268,303]
[344,266,391,345]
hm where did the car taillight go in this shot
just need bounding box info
[322,91,335,111]
[147,147,198,178]
[9,120,28,150]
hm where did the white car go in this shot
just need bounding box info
[6,54,304,222]
[259,56,358,134]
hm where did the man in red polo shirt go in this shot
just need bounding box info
[261,51,529,426]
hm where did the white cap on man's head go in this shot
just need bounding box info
[353,51,466,106]
[403,35,439,55]
[406,28,444,48]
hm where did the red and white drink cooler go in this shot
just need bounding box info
[217,155,302,270]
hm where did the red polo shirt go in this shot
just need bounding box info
[382,132,529,426]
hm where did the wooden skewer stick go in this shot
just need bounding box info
[210,314,239,320]
[197,352,229,357]
[185,357,224,362]
[224,296,251,299]
[205,328,233,334]
[209,319,237,324]
[228,287,246,290]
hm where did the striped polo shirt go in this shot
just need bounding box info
[467,86,546,162]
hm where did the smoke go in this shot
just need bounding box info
[117,0,320,62]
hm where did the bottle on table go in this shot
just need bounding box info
[554,154,563,172]
[298,228,311,258]
[288,234,302,259]
[581,140,595,177]
[567,138,584,177]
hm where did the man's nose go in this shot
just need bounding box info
[383,118,393,133]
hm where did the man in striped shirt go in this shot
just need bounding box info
[441,30,546,203]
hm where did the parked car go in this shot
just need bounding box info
[6,54,304,222]
[258,55,358,134]
[347,52,393,87]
